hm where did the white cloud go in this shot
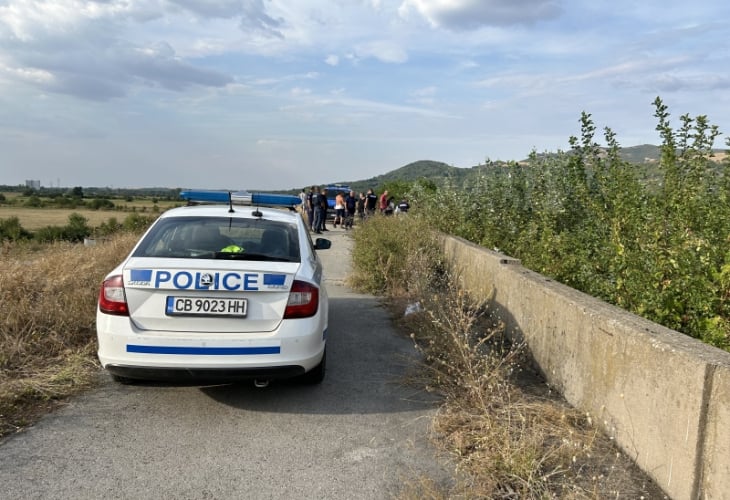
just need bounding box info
[0,1,234,101]
[167,0,248,19]
[398,0,561,30]
[409,85,437,105]
[1,0,729,189]
[355,40,408,63]
[289,87,311,96]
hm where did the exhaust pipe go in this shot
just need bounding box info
[253,379,269,388]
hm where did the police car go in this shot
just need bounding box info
[96,190,331,386]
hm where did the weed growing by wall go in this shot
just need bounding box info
[348,214,445,296]
[349,213,663,498]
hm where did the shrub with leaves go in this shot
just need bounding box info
[122,212,156,232]
[34,213,92,243]
[412,98,730,350]
[0,217,32,242]
[349,214,444,296]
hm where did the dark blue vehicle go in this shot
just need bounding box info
[325,185,351,209]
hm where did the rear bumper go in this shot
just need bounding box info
[96,309,327,380]
[105,364,305,382]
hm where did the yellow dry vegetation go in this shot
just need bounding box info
[0,233,140,437]
[0,207,123,230]
[0,193,181,231]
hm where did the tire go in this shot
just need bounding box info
[300,349,326,385]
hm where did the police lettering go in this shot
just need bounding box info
[154,271,260,291]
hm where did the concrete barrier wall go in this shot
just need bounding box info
[441,235,730,500]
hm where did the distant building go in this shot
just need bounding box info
[25,180,41,190]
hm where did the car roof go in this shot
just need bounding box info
[159,204,300,223]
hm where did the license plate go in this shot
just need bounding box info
[165,296,248,317]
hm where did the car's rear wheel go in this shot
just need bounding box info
[300,349,326,385]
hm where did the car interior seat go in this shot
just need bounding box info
[260,229,289,258]
[191,225,232,251]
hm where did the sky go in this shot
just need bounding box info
[0,0,728,190]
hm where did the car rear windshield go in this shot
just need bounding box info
[133,216,301,262]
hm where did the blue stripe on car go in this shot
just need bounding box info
[263,273,286,285]
[130,269,153,281]
[127,345,280,355]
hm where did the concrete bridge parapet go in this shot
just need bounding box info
[441,234,730,500]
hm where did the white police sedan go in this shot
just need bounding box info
[96,192,330,386]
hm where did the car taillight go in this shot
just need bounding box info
[284,280,319,319]
[98,275,129,316]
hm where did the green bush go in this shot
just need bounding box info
[96,217,122,236]
[349,214,444,296]
[412,98,730,350]
[34,225,66,242]
[88,198,115,210]
[122,212,156,232]
[0,217,32,241]
[34,213,91,243]
[24,195,42,208]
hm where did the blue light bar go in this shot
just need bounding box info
[179,190,301,207]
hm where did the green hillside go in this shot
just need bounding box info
[618,144,661,164]
[337,160,473,193]
[238,143,724,196]
[286,144,727,196]
[337,144,722,193]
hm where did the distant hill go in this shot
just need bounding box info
[335,160,473,193]
[284,144,728,196]
[618,144,661,164]
[334,145,730,193]
[337,146,666,192]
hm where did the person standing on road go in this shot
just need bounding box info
[356,192,366,221]
[311,187,322,233]
[333,191,345,228]
[365,189,377,217]
[344,190,357,229]
[306,186,316,231]
[384,195,395,216]
[312,187,329,233]
[379,190,389,214]
[298,188,308,224]
[318,187,329,232]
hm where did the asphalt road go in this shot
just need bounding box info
[0,230,449,500]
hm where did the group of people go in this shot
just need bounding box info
[299,186,410,234]
[368,188,411,217]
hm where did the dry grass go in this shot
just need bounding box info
[349,215,666,499]
[0,207,122,230]
[0,205,176,231]
[392,279,666,499]
[0,233,139,436]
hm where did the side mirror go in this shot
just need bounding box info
[314,238,331,250]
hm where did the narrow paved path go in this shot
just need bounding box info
[0,230,449,499]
